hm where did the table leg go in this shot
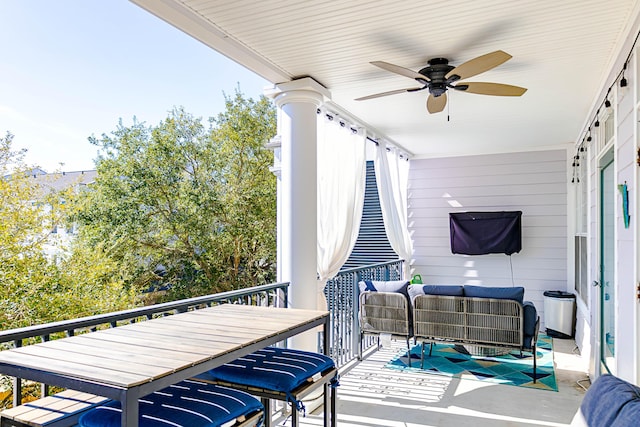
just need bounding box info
[121,391,139,427]
[324,382,329,426]
[331,385,337,427]
[261,397,271,427]
[323,316,330,357]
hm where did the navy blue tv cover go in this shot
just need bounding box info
[449,211,522,255]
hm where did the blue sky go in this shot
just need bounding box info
[0,0,269,172]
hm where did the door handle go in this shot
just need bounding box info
[593,281,601,287]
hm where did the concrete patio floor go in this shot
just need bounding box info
[274,338,588,426]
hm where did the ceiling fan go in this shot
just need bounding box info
[355,50,527,114]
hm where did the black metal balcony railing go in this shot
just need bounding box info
[0,282,289,408]
[0,260,403,408]
[324,260,404,366]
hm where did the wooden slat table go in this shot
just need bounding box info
[0,304,330,427]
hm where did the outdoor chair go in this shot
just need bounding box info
[571,373,640,426]
[77,379,264,427]
[194,346,338,427]
[358,280,413,363]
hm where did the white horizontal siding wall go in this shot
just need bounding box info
[408,149,568,328]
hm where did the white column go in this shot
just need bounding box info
[267,78,329,351]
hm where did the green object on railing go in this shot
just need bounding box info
[411,274,423,284]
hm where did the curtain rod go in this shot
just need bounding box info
[317,107,411,159]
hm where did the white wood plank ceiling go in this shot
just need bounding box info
[132,0,639,158]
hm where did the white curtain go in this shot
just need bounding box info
[316,114,366,309]
[374,140,413,278]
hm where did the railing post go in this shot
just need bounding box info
[352,271,361,360]
[40,335,50,397]
[12,339,22,407]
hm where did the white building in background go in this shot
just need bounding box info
[30,170,97,260]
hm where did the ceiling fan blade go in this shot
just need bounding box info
[427,93,447,114]
[457,82,527,96]
[370,61,429,81]
[445,50,512,80]
[355,88,419,101]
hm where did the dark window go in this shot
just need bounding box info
[575,235,588,303]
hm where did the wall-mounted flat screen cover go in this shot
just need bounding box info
[449,211,522,255]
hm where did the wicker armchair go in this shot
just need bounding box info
[359,291,412,361]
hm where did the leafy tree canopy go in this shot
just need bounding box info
[0,133,136,330]
[75,91,277,300]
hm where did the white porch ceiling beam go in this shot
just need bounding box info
[131,0,292,84]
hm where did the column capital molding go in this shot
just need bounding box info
[265,77,330,108]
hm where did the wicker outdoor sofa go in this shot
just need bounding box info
[359,280,540,378]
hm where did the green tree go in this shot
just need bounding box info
[0,132,52,329]
[75,92,277,300]
[0,133,136,330]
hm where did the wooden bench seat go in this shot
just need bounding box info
[0,389,108,427]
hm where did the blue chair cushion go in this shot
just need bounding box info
[580,374,640,427]
[463,285,524,305]
[195,347,336,412]
[78,380,263,427]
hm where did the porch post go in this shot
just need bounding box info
[267,78,329,351]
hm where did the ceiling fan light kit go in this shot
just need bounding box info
[356,50,527,114]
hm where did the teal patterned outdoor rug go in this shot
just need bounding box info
[385,334,557,391]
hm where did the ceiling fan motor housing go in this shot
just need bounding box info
[418,58,457,97]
